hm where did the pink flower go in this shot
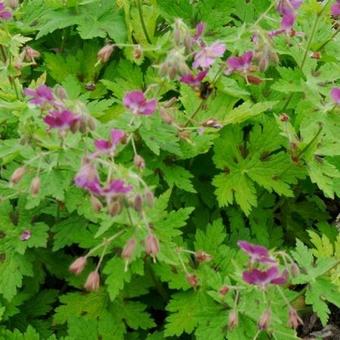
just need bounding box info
[0,2,12,20]
[102,179,132,196]
[84,271,100,291]
[180,70,208,87]
[277,0,302,15]
[331,1,340,17]
[145,233,159,260]
[237,240,275,264]
[193,22,205,42]
[331,87,340,104]
[123,91,157,115]
[24,85,54,106]
[192,42,226,69]
[242,266,287,288]
[74,162,102,195]
[69,256,87,275]
[20,230,31,241]
[281,12,296,30]
[94,128,125,152]
[226,51,253,74]
[258,309,271,330]
[288,307,303,329]
[44,110,79,129]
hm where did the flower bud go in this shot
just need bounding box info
[195,250,212,263]
[84,271,100,291]
[133,195,143,212]
[258,309,271,330]
[145,191,154,207]
[219,286,229,296]
[160,107,174,124]
[246,75,263,85]
[69,256,87,275]
[10,166,26,184]
[86,116,96,131]
[7,0,18,9]
[159,50,190,80]
[134,154,145,170]
[288,307,303,329]
[108,200,121,216]
[228,310,239,330]
[24,46,40,62]
[90,195,103,213]
[145,233,159,260]
[54,86,67,100]
[133,44,143,60]
[30,176,41,196]
[290,262,300,277]
[186,273,199,287]
[121,238,137,261]
[97,44,114,63]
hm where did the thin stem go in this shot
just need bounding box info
[317,28,340,51]
[300,15,319,69]
[253,1,276,27]
[136,0,151,44]
[95,241,109,272]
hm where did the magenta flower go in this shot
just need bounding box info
[180,70,208,87]
[20,230,32,241]
[193,42,226,69]
[331,1,340,17]
[102,179,132,196]
[123,91,157,116]
[281,12,296,30]
[44,110,79,129]
[74,162,102,195]
[0,2,12,20]
[331,87,340,104]
[94,128,125,152]
[277,0,302,15]
[226,51,253,74]
[242,266,287,288]
[24,85,54,106]
[193,22,205,42]
[237,240,276,264]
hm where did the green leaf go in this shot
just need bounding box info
[160,164,196,193]
[0,254,33,301]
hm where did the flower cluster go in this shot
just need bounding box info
[238,240,287,289]
[24,85,94,132]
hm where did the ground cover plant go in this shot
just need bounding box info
[0,0,340,339]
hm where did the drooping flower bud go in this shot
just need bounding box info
[30,176,41,196]
[97,44,114,63]
[69,256,87,275]
[159,108,174,124]
[7,0,19,9]
[186,273,199,287]
[288,307,303,329]
[10,166,26,184]
[134,154,145,169]
[133,195,143,212]
[228,310,239,330]
[133,44,143,60]
[290,262,300,277]
[219,286,229,296]
[24,46,40,63]
[121,238,137,261]
[159,50,190,79]
[90,195,103,213]
[84,271,100,291]
[145,191,154,207]
[246,75,263,85]
[145,233,159,260]
[258,309,271,330]
[195,250,212,263]
[108,200,122,216]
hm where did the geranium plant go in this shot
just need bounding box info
[0,0,339,339]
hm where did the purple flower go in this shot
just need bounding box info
[193,42,226,69]
[226,51,253,74]
[331,1,340,17]
[237,240,276,264]
[74,162,102,195]
[242,266,287,288]
[331,87,340,105]
[0,2,12,20]
[193,22,205,42]
[44,110,79,129]
[281,12,296,30]
[180,70,208,87]
[94,128,125,152]
[20,230,31,241]
[277,0,302,15]
[24,85,54,106]
[123,91,157,116]
[102,179,132,196]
